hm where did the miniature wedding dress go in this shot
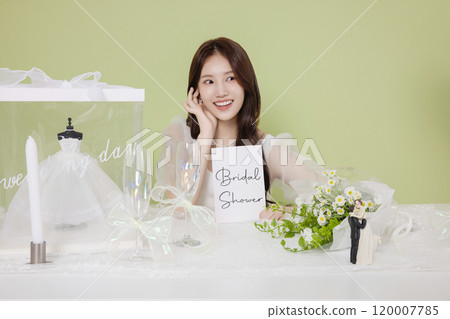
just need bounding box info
[0,138,123,249]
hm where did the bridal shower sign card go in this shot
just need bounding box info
[211,145,266,223]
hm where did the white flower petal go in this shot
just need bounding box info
[335,195,346,206]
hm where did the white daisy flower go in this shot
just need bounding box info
[317,185,326,191]
[327,179,336,187]
[344,186,356,197]
[348,197,354,204]
[335,195,346,206]
[325,187,332,194]
[320,206,326,213]
[315,190,322,199]
[337,207,345,215]
[317,214,327,226]
[328,170,336,177]
[301,228,313,243]
[325,209,332,217]
[366,201,374,209]
[332,202,338,211]
[353,191,361,199]
[322,171,329,177]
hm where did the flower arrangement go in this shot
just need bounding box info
[254,170,381,252]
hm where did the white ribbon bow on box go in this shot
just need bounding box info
[0,67,129,100]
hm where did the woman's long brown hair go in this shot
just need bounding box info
[186,37,271,194]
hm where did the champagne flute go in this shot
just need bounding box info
[173,141,201,247]
[123,142,152,260]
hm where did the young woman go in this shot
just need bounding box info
[156,37,323,219]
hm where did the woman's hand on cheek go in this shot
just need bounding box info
[201,105,217,138]
[183,87,217,140]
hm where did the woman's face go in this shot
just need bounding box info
[355,201,362,209]
[197,54,245,123]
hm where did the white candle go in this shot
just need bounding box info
[25,136,44,244]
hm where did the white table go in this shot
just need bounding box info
[0,204,449,300]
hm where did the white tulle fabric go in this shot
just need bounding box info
[0,138,122,247]
[0,206,4,223]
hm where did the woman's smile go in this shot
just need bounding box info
[214,99,234,110]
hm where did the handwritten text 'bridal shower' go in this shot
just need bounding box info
[215,167,263,209]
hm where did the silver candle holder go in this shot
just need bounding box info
[29,241,51,264]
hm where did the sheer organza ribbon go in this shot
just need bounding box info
[390,210,413,252]
[0,67,129,100]
[107,203,173,260]
[151,185,217,253]
[429,211,450,241]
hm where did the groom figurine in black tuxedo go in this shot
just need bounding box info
[348,199,367,264]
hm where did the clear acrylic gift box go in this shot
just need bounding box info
[0,69,145,256]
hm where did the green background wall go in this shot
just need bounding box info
[1,0,449,204]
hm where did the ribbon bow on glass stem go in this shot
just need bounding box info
[111,142,156,261]
[107,202,173,261]
[151,185,216,253]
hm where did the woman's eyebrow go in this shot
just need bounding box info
[200,71,234,79]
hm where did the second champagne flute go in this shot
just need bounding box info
[173,141,201,247]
